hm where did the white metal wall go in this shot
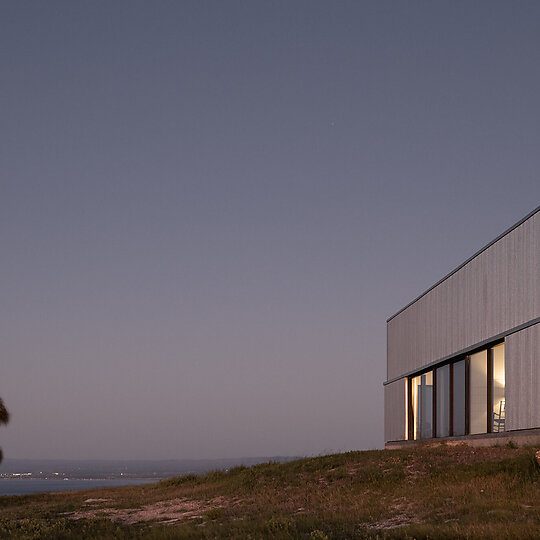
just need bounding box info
[505,322,540,431]
[387,210,539,381]
[384,379,406,442]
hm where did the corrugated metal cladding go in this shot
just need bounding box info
[387,210,539,381]
[384,379,406,442]
[506,322,540,431]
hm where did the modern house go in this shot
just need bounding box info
[384,206,539,447]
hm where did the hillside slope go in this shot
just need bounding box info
[0,443,539,539]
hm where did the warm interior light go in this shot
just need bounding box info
[492,343,505,432]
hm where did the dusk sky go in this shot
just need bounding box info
[2,1,540,460]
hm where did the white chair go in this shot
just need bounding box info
[492,400,505,432]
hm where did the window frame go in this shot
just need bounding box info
[407,339,504,440]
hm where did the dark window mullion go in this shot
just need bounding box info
[433,369,437,438]
[449,362,454,437]
[407,378,413,440]
[465,355,470,435]
[487,347,493,433]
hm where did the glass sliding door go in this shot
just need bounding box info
[411,371,433,440]
[410,375,419,440]
[407,340,504,441]
[469,350,487,434]
[436,365,450,437]
[491,343,505,432]
[452,359,466,436]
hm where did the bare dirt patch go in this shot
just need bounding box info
[366,498,421,530]
[71,496,229,525]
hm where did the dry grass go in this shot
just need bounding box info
[0,443,538,539]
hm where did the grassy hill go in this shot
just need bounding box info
[0,443,539,539]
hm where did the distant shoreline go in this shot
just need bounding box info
[0,477,157,496]
[0,456,301,496]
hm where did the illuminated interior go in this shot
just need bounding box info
[411,371,433,440]
[407,342,505,440]
[492,343,505,432]
[469,350,487,435]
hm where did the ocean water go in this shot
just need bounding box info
[0,478,157,496]
[0,456,298,496]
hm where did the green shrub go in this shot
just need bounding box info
[158,473,200,487]
[204,507,223,520]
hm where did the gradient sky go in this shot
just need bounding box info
[1,1,540,460]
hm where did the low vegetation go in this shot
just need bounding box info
[0,443,538,539]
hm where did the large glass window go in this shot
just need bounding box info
[469,350,487,434]
[491,343,505,432]
[452,359,466,436]
[411,371,433,440]
[436,364,450,437]
[407,341,505,440]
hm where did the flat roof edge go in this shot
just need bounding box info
[386,204,540,323]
